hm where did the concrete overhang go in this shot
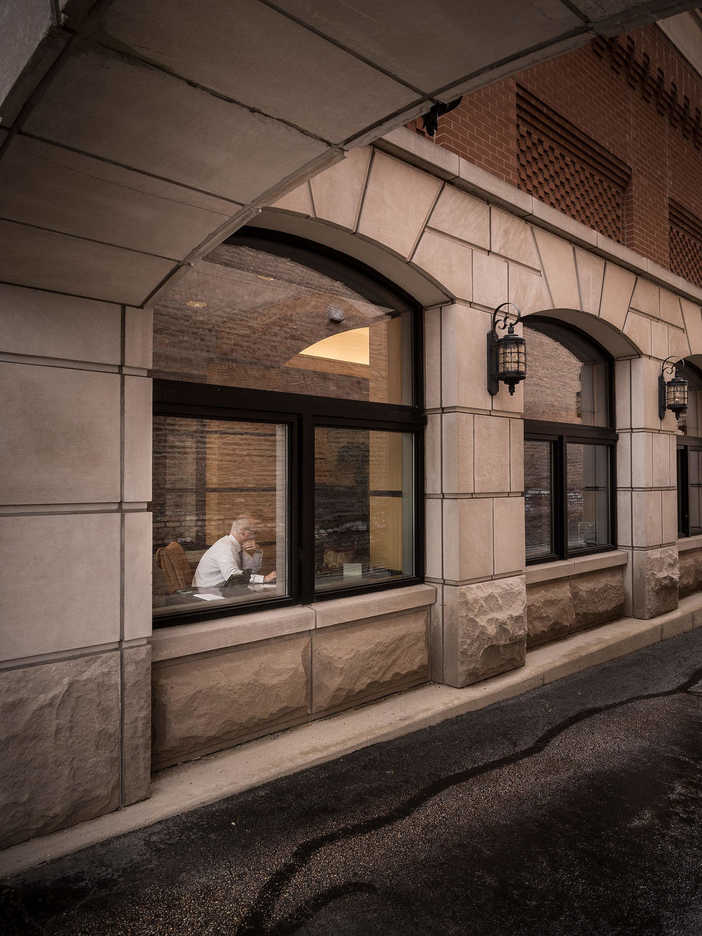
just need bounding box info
[1,0,700,306]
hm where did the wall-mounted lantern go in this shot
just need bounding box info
[659,356,688,421]
[487,303,527,396]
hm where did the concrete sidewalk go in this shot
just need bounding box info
[2,592,702,879]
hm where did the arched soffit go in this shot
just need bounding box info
[252,209,451,308]
[524,308,640,360]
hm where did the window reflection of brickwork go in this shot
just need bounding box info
[524,319,614,562]
[152,235,421,617]
[566,443,611,551]
[314,427,412,589]
[670,201,702,289]
[153,244,410,405]
[524,326,609,428]
[524,440,553,561]
[680,380,702,539]
[689,448,702,535]
[152,416,284,615]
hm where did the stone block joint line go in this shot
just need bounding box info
[237,663,702,935]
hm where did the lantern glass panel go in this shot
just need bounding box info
[666,377,688,414]
[497,335,526,380]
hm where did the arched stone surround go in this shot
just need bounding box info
[263,141,702,685]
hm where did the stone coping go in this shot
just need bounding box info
[152,584,436,661]
[152,606,315,662]
[378,127,702,306]
[5,591,702,878]
[677,534,702,553]
[313,584,436,629]
[526,550,628,586]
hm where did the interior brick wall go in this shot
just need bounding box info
[410,24,702,276]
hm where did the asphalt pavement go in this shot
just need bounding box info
[3,627,702,936]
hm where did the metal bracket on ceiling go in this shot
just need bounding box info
[421,97,463,136]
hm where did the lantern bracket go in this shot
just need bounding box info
[658,356,685,421]
[487,302,523,397]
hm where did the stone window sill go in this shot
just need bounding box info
[526,551,628,586]
[677,534,702,553]
[312,584,436,629]
[152,584,437,661]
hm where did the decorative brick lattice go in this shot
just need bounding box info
[593,35,702,150]
[517,86,631,242]
[670,201,702,289]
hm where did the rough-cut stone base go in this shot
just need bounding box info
[632,546,679,619]
[571,568,626,629]
[443,576,526,687]
[0,652,121,850]
[526,580,574,648]
[122,644,151,806]
[527,567,626,648]
[679,549,702,598]
[312,610,429,714]
[152,634,311,770]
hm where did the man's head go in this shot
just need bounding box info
[230,517,257,542]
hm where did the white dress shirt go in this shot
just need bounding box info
[192,534,264,587]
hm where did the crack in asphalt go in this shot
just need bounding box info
[272,882,379,936]
[237,665,702,936]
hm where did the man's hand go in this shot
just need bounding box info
[241,539,258,554]
[264,570,277,583]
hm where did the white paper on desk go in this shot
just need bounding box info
[193,593,222,601]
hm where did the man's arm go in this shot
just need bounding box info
[221,540,267,585]
[241,548,263,573]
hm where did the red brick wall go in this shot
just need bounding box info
[410,25,702,275]
[409,80,519,186]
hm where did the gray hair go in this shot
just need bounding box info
[230,517,256,537]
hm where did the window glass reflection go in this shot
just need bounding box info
[314,428,414,591]
[524,324,609,426]
[567,443,611,551]
[152,243,412,404]
[152,416,287,617]
[525,440,554,560]
[689,448,702,536]
[681,367,702,437]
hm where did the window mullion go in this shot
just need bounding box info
[679,445,690,538]
[300,413,315,604]
[557,435,567,559]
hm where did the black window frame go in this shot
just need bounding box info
[677,361,702,540]
[677,436,702,539]
[152,229,426,627]
[524,318,617,565]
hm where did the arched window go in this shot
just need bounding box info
[677,363,702,538]
[151,229,423,622]
[523,318,616,563]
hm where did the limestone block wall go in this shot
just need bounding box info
[151,586,434,770]
[0,284,153,850]
[267,135,702,658]
[425,298,528,688]
[5,132,702,850]
[526,555,627,648]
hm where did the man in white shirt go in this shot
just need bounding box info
[193,517,277,587]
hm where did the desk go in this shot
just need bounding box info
[153,582,279,617]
